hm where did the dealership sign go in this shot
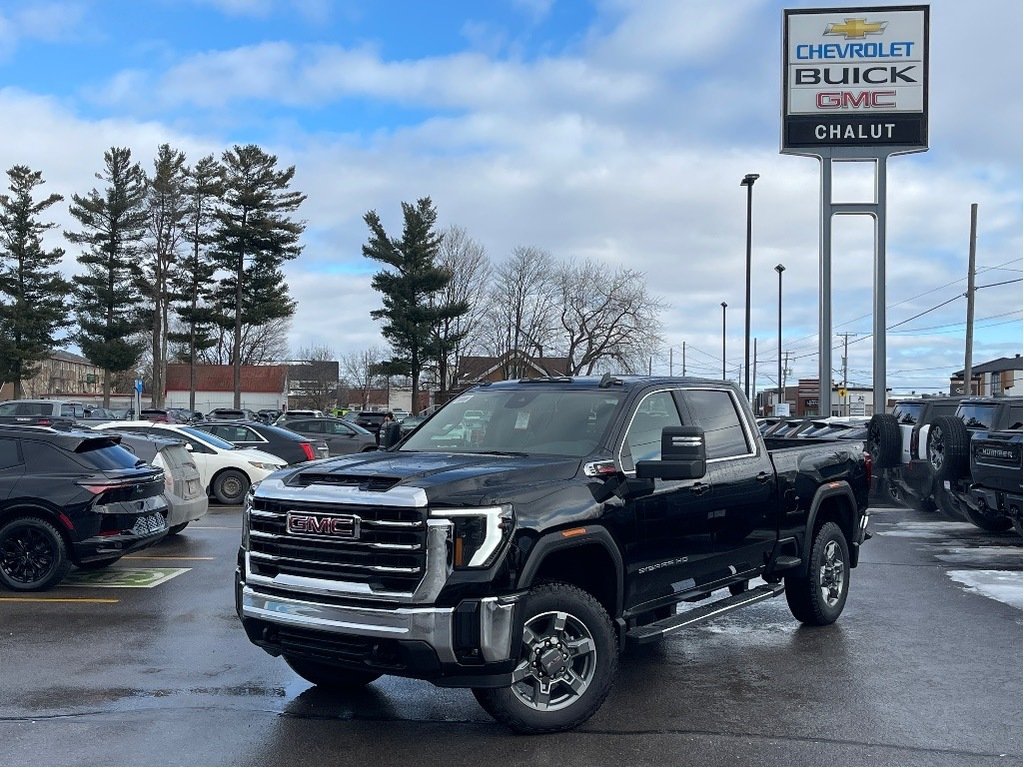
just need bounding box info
[782,5,929,152]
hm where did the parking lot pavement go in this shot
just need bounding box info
[0,503,1021,766]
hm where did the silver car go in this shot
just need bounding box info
[116,433,209,535]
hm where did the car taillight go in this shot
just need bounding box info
[299,442,316,461]
[910,427,919,458]
[863,451,873,488]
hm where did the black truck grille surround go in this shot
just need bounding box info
[248,498,427,592]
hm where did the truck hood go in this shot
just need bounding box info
[263,449,581,505]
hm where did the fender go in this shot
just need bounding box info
[799,482,859,575]
[516,525,624,618]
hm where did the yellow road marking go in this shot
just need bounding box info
[0,597,119,603]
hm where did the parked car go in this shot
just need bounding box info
[256,409,281,424]
[273,416,377,456]
[0,399,86,427]
[397,413,427,436]
[0,425,168,591]
[193,420,329,464]
[273,409,323,424]
[91,421,287,505]
[207,408,260,421]
[968,428,1022,534]
[349,410,389,441]
[115,433,209,535]
[140,408,188,424]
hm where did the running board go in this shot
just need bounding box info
[626,583,785,646]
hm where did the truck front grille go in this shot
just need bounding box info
[248,498,427,592]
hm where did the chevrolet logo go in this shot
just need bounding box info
[824,18,887,39]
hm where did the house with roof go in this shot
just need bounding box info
[164,364,289,414]
[949,354,1022,397]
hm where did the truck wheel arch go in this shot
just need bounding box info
[800,483,858,575]
[516,527,623,619]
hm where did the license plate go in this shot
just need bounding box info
[187,479,199,495]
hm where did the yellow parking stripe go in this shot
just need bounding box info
[0,597,119,603]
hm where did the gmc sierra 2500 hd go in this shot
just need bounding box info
[236,376,873,733]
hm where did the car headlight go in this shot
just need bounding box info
[430,504,513,569]
[241,481,261,548]
[248,461,281,470]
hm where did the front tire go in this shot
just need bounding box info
[212,469,249,505]
[283,657,382,689]
[0,517,71,592]
[785,522,850,626]
[472,582,617,734]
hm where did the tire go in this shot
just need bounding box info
[933,487,964,521]
[0,517,71,592]
[212,469,249,505]
[283,657,382,689]
[75,556,122,571]
[784,521,850,626]
[866,414,901,469]
[885,480,936,513]
[927,416,970,482]
[168,522,189,535]
[962,505,1014,533]
[472,582,618,734]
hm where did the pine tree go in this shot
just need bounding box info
[0,165,72,397]
[211,144,305,407]
[363,198,467,412]
[66,147,148,406]
[169,154,221,411]
[141,143,189,407]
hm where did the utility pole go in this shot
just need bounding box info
[782,351,791,393]
[964,203,978,396]
[669,346,674,376]
[836,332,859,416]
[682,342,686,376]
[752,338,757,408]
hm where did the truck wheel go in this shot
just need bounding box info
[927,416,970,482]
[784,521,850,626]
[933,487,964,521]
[866,415,901,469]
[212,469,249,505]
[284,657,382,689]
[472,582,617,734]
[0,517,71,591]
[962,505,1013,533]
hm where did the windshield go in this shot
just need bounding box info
[178,425,236,450]
[400,388,623,457]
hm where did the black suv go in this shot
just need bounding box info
[0,426,169,591]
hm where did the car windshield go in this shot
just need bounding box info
[399,389,623,457]
[178,425,236,450]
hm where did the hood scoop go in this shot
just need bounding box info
[289,471,401,492]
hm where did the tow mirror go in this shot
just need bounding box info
[635,426,707,481]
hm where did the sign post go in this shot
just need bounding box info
[782,5,929,414]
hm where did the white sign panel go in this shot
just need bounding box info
[782,5,929,152]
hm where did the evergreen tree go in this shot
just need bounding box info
[363,198,467,412]
[211,144,305,407]
[169,153,221,411]
[66,147,148,406]
[141,143,189,407]
[0,165,72,397]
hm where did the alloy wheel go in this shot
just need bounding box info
[510,610,598,712]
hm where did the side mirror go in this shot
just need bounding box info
[635,426,707,481]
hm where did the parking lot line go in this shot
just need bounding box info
[0,597,120,603]
[123,555,215,560]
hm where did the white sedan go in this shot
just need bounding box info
[92,421,287,505]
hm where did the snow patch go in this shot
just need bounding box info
[947,570,1023,609]
[873,521,978,539]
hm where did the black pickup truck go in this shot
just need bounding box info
[236,376,872,733]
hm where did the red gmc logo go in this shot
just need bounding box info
[286,512,359,539]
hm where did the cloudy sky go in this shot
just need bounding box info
[1,0,1020,395]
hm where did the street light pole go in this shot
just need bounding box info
[721,302,728,381]
[775,264,785,412]
[741,173,759,400]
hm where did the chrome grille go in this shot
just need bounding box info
[248,497,427,590]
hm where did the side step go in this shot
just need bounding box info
[626,583,785,646]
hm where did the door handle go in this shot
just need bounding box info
[689,482,711,496]
[756,471,771,484]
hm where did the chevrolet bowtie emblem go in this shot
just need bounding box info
[824,18,887,39]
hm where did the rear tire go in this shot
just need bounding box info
[284,657,382,689]
[867,414,901,469]
[0,517,71,592]
[212,469,249,505]
[962,505,1014,532]
[927,416,970,482]
[785,522,850,626]
[472,582,617,734]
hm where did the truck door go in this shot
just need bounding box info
[679,388,777,578]
[618,389,721,609]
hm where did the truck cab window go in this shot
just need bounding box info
[682,389,752,460]
[620,391,682,472]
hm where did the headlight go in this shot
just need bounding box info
[248,461,281,470]
[430,505,513,569]
[241,481,261,548]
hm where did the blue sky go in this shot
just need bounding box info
[0,0,1021,394]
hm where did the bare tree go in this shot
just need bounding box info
[554,259,664,375]
[430,225,491,397]
[483,246,558,377]
[199,316,291,366]
[341,345,387,409]
[292,344,339,412]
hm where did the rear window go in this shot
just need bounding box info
[892,403,924,425]
[0,402,53,416]
[958,403,1001,430]
[76,442,145,470]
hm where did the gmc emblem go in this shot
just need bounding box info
[286,512,360,539]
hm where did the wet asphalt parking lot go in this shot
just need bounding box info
[1,503,1021,767]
